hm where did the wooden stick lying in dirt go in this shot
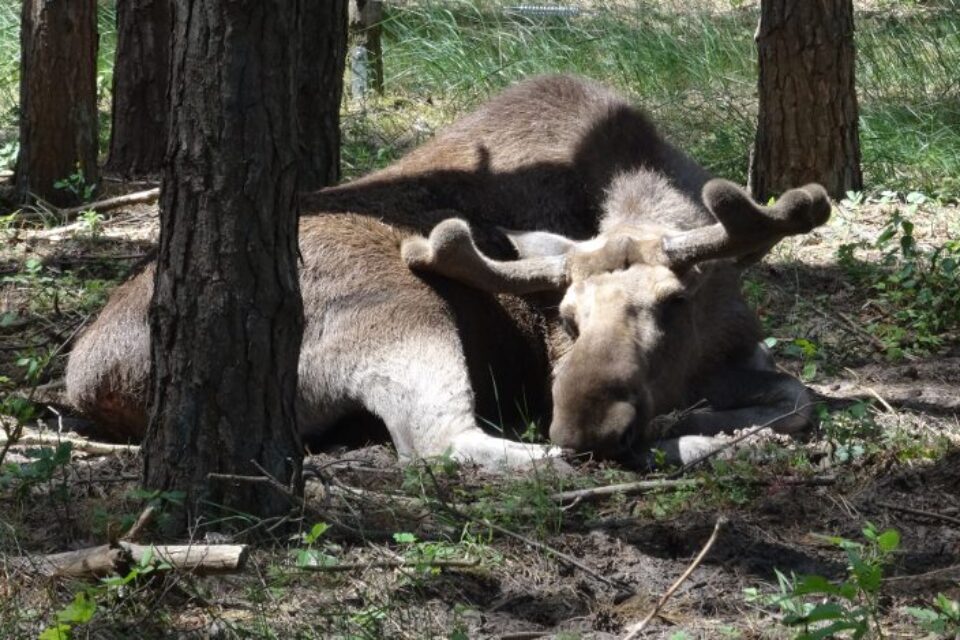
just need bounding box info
[550,474,835,504]
[0,434,139,456]
[58,188,160,219]
[299,558,479,572]
[621,517,726,640]
[550,478,701,503]
[13,542,249,578]
[875,500,960,528]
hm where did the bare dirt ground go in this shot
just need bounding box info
[1,189,959,638]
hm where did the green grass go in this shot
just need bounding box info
[0,1,957,196]
[372,0,960,196]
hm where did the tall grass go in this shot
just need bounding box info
[0,1,956,197]
[373,0,960,197]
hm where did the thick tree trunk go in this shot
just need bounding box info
[16,0,98,206]
[748,0,863,201]
[105,0,171,177]
[299,0,348,190]
[144,0,304,532]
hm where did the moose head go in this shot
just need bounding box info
[403,178,830,458]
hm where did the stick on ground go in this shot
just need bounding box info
[14,542,249,577]
[622,517,726,639]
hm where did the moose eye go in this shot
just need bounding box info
[560,314,579,340]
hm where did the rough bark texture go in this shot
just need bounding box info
[105,0,171,177]
[299,0,348,190]
[16,0,98,206]
[144,0,304,531]
[348,0,384,95]
[748,0,863,200]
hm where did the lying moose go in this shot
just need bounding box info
[66,75,830,469]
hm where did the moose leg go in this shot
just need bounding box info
[309,322,561,471]
[667,346,814,438]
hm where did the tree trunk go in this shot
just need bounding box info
[748,0,863,201]
[348,0,384,97]
[298,0,348,190]
[144,0,304,533]
[16,0,98,206]
[105,0,171,177]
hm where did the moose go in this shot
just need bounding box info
[66,75,830,469]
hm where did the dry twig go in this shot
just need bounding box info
[622,517,726,639]
[875,500,960,528]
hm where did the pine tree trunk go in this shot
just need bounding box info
[748,0,863,201]
[16,0,98,206]
[105,0,171,177]
[143,0,304,532]
[298,0,348,190]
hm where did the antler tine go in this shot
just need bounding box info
[661,179,830,270]
[401,218,569,294]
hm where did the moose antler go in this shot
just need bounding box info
[661,179,831,270]
[401,219,569,294]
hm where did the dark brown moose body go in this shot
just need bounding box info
[66,75,830,468]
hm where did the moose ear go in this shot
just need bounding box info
[500,228,580,258]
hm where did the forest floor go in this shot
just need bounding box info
[0,183,958,639]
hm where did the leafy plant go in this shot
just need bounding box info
[817,402,880,464]
[745,523,900,639]
[54,165,96,203]
[294,521,338,569]
[39,591,97,640]
[905,593,960,636]
[838,193,960,358]
[78,209,105,238]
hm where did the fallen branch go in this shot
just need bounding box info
[622,517,726,639]
[550,478,701,503]
[121,506,157,543]
[58,188,160,219]
[299,557,479,572]
[14,542,248,578]
[0,434,139,456]
[551,474,835,504]
[875,500,960,528]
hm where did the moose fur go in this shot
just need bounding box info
[66,75,829,468]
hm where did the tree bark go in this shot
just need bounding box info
[348,0,384,97]
[105,0,171,177]
[298,0,348,190]
[748,0,863,201]
[144,0,304,533]
[16,0,98,206]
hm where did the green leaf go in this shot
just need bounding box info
[801,362,818,381]
[794,574,840,596]
[304,521,331,544]
[876,529,901,553]
[56,591,96,624]
[393,532,417,545]
[39,623,72,640]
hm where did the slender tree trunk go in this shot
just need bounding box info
[16,0,98,206]
[105,0,171,177]
[348,0,384,96]
[299,0,348,190]
[144,0,304,532]
[748,0,862,200]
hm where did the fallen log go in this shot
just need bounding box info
[13,542,248,578]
